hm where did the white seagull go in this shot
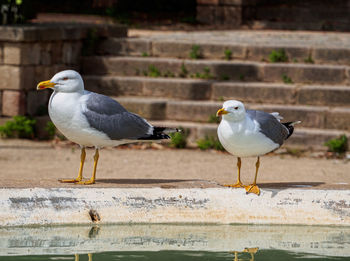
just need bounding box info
[217,100,300,195]
[37,70,177,185]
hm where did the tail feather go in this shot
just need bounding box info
[282,121,301,139]
[138,126,180,140]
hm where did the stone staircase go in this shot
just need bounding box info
[81,31,350,149]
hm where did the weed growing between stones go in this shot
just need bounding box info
[169,128,189,148]
[324,135,348,154]
[282,74,293,84]
[189,44,202,59]
[224,49,232,60]
[269,49,288,63]
[197,136,224,151]
[0,116,36,139]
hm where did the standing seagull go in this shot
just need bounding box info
[37,70,177,185]
[216,100,300,195]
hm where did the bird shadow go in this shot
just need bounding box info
[97,178,198,185]
[258,182,325,189]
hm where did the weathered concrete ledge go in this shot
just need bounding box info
[1,187,349,226]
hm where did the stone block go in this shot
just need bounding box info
[212,82,297,104]
[326,108,350,131]
[117,97,167,120]
[126,38,152,56]
[27,90,50,116]
[247,46,310,63]
[84,76,143,96]
[97,38,126,56]
[313,48,350,65]
[0,65,21,90]
[166,100,221,122]
[197,6,217,24]
[3,43,41,65]
[51,42,63,64]
[62,41,82,65]
[184,60,259,81]
[34,115,52,140]
[202,44,246,60]
[297,86,350,106]
[152,41,192,59]
[262,64,346,84]
[143,78,212,100]
[2,90,26,116]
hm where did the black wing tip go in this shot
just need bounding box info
[138,126,179,140]
[282,121,301,140]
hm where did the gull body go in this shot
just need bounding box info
[37,70,177,184]
[217,100,299,195]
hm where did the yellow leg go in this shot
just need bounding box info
[77,148,99,185]
[59,147,86,183]
[88,253,93,261]
[225,157,245,188]
[245,157,261,195]
[74,254,79,261]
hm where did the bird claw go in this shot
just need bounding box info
[76,179,95,185]
[245,184,260,195]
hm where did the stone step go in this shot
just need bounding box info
[149,120,350,150]
[84,75,350,107]
[82,56,350,85]
[113,97,350,131]
[96,36,350,65]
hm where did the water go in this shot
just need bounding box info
[0,224,349,260]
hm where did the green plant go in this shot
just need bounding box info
[304,54,314,64]
[218,96,225,102]
[147,65,161,77]
[169,129,188,149]
[197,136,224,151]
[45,121,56,140]
[224,49,232,60]
[208,114,221,124]
[282,74,293,84]
[0,115,36,139]
[220,74,230,81]
[179,63,188,78]
[189,45,202,59]
[163,70,175,77]
[269,49,288,63]
[239,74,245,81]
[142,52,149,57]
[324,135,348,154]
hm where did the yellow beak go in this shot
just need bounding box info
[216,108,229,117]
[37,80,56,90]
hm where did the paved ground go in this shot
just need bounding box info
[0,139,349,190]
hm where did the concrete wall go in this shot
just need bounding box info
[0,24,126,119]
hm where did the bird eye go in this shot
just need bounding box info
[63,77,68,81]
[234,106,239,110]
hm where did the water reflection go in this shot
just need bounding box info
[0,224,349,259]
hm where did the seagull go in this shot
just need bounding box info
[216,100,300,195]
[37,70,178,185]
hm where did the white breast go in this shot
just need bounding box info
[48,91,112,147]
[217,116,279,157]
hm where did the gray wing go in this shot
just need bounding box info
[83,93,153,140]
[246,109,289,146]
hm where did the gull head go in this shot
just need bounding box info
[216,100,246,122]
[37,70,84,93]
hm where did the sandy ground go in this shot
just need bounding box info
[0,139,349,190]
